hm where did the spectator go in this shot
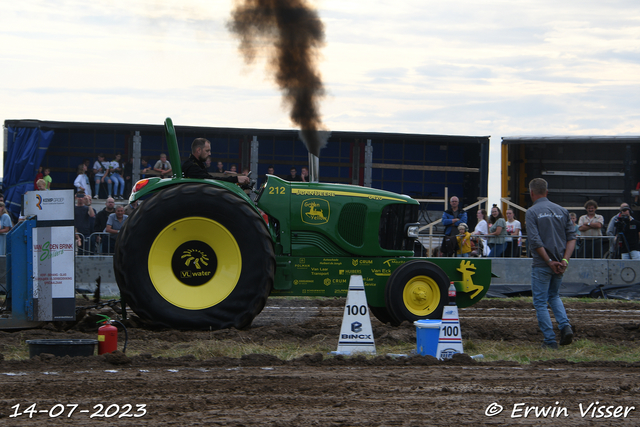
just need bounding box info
[456,223,471,257]
[285,167,303,182]
[73,164,92,197]
[83,158,94,191]
[205,158,212,171]
[526,177,575,350]
[301,166,309,182]
[154,153,172,178]
[606,203,631,258]
[487,205,508,257]
[110,153,126,200]
[124,200,139,217]
[140,158,152,178]
[505,208,522,257]
[93,153,112,199]
[570,212,580,235]
[613,206,640,259]
[216,161,225,173]
[570,212,581,257]
[578,199,604,258]
[43,167,52,190]
[242,167,250,176]
[123,157,133,197]
[441,196,467,257]
[94,197,115,254]
[104,205,128,254]
[442,196,467,235]
[36,179,47,191]
[0,202,13,255]
[472,208,490,257]
[267,166,275,175]
[34,166,44,190]
[74,192,95,255]
[228,164,237,174]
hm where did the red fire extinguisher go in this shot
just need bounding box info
[97,315,118,355]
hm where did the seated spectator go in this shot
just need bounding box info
[225,164,238,174]
[104,205,128,254]
[154,153,172,178]
[216,161,225,173]
[74,192,95,255]
[301,166,309,182]
[578,200,604,258]
[110,153,126,200]
[140,158,152,178]
[73,164,92,197]
[123,157,133,198]
[93,153,112,199]
[285,167,303,182]
[0,202,13,256]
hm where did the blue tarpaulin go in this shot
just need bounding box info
[4,127,54,221]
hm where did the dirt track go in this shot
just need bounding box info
[2,298,640,426]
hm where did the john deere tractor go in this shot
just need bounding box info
[114,118,492,330]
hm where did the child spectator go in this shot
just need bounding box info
[154,154,172,178]
[456,223,472,257]
[43,167,52,190]
[34,166,44,190]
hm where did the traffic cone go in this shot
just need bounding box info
[334,275,376,355]
[436,282,464,359]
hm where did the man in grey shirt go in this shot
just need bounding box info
[525,178,576,350]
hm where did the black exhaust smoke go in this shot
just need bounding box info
[229,0,328,157]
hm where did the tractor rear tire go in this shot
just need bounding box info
[114,183,274,330]
[384,260,449,325]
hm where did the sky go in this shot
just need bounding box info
[2,0,640,205]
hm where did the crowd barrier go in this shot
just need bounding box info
[416,234,621,259]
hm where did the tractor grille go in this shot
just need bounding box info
[338,203,367,247]
[378,203,419,251]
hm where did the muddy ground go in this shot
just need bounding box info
[2,298,640,426]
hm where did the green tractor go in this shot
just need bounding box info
[114,118,492,330]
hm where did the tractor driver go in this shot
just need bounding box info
[182,138,250,185]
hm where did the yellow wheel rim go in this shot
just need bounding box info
[402,275,441,316]
[149,217,241,310]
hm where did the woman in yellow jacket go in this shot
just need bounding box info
[456,223,472,257]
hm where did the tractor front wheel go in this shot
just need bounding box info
[384,260,449,325]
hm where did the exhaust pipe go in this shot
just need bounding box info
[308,153,319,183]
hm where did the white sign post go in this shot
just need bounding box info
[25,190,76,321]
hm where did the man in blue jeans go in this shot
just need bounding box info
[525,178,577,350]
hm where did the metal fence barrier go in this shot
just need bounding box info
[416,234,619,259]
[75,232,116,256]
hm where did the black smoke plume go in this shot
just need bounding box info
[229,0,328,156]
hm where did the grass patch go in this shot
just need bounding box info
[468,339,640,364]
